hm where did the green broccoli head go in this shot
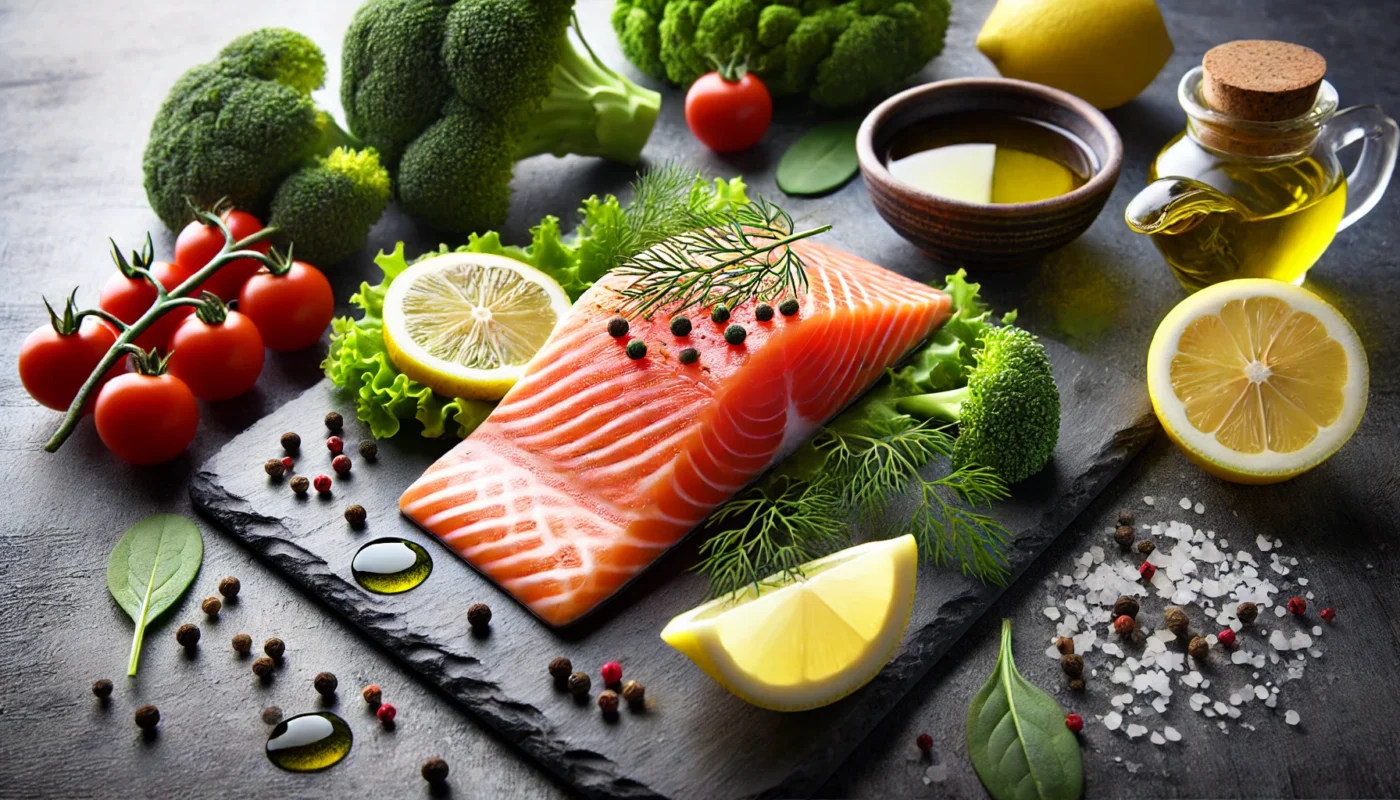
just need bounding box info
[342,0,661,235]
[612,0,951,107]
[269,147,393,265]
[143,28,390,265]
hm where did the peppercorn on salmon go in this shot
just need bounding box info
[398,240,950,626]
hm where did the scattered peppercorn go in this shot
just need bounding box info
[219,576,241,599]
[262,706,283,725]
[548,657,573,687]
[134,705,160,730]
[1117,509,1134,527]
[724,324,746,345]
[916,732,934,752]
[176,623,200,649]
[600,661,622,687]
[327,435,344,454]
[1054,636,1075,655]
[92,679,113,699]
[338,504,365,529]
[1113,615,1135,637]
[626,340,647,360]
[1139,561,1157,582]
[1164,606,1189,637]
[1113,525,1134,549]
[264,637,286,660]
[290,476,311,495]
[1287,596,1307,616]
[314,474,332,494]
[1065,713,1084,733]
[567,672,591,698]
[421,757,450,785]
[1060,653,1084,679]
[359,440,378,461]
[755,303,774,322]
[710,305,730,324]
[1137,540,1155,555]
[1217,628,1237,648]
[597,689,620,714]
[281,432,301,453]
[607,317,629,338]
[670,316,692,337]
[621,680,645,709]
[202,596,222,616]
[264,458,285,479]
[377,703,397,725]
[1068,678,1085,692]
[252,656,275,678]
[333,454,352,475]
[1320,607,1336,622]
[467,603,492,633]
[779,298,799,316]
[362,684,382,706]
[281,456,294,472]
[1112,595,1140,620]
[1236,601,1258,624]
[325,412,344,432]
[1188,635,1208,660]
[314,672,339,697]
[678,347,699,365]
[232,633,252,655]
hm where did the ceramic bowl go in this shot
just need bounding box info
[857,78,1123,269]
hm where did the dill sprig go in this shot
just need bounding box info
[817,419,957,520]
[612,197,828,319]
[582,163,741,270]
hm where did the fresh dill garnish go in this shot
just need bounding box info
[612,197,829,319]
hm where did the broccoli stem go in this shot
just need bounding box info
[515,28,660,165]
[896,386,968,424]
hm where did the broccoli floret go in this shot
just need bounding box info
[612,0,951,108]
[896,326,1060,484]
[143,28,390,266]
[342,0,662,235]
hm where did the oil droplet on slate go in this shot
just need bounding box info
[351,538,433,594]
[266,712,352,772]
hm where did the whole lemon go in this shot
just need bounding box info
[977,0,1173,109]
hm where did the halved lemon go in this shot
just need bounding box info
[382,252,571,401]
[661,536,917,712]
[1147,279,1368,484]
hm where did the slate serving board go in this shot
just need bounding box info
[191,339,1155,800]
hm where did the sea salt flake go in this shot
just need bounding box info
[1104,712,1123,731]
[1285,710,1300,726]
[1179,497,1192,510]
[1164,726,1182,742]
[1255,686,1269,700]
[1044,607,1061,620]
[1126,724,1148,739]
[1194,502,1205,515]
[1150,731,1166,745]
[1256,534,1273,552]
[1312,625,1322,636]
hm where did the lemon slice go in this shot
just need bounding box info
[1147,279,1368,484]
[382,252,571,401]
[661,536,917,712]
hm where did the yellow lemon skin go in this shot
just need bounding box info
[976,0,1173,110]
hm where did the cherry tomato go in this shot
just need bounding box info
[238,261,335,352]
[167,310,265,401]
[99,260,198,351]
[94,372,199,465]
[18,318,122,411]
[175,209,270,302]
[685,71,772,153]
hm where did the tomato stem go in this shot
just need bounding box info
[73,307,130,332]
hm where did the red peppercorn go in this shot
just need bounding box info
[333,454,352,475]
[1320,607,1336,622]
[916,733,933,752]
[1217,628,1237,648]
[280,456,294,471]
[377,703,397,725]
[327,435,344,454]
[1138,561,1157,582]
[313,474,332,494]
[1287,596,1307,616]
[1113,615,1135,636]
[600,661,622,687]
[1065,713,1084,733]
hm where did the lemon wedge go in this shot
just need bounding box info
[382,252,571,401]
[1147,279,1368,484]
[661,536,917,712]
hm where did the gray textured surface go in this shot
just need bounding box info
[1,0,1397,798]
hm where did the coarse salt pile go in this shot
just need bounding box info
[1042,496,1329,743]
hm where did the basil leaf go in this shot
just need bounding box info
[967,620,1083,800]
[776,119,862,197]
[106,514,203,676]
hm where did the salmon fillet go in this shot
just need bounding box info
[399,240,951,626]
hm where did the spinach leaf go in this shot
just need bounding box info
[106,514,203,676]
[967,620,1083,800]
[776,119,862,197]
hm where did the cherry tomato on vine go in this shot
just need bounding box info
[238,261,335,352]
[685,71,772,153]
[175,209,270,302]
[94,371,199,465]
[18,317,122,411]
[167,308,265,401]
[99,260,197,351]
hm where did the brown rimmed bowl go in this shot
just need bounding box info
[857,78,1123,269]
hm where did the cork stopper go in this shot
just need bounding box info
[1202,40,1326,122]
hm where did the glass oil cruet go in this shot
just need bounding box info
[1125,40,1397,292]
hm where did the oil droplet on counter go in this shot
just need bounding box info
[352,538,432,594]
[266,712,352,772]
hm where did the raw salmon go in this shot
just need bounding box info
[399,240,951,626]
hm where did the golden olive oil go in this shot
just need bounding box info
[885,112,1095,204]
[266,712,353,772]
[351,538,433,594]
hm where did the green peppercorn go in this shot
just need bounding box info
[218,576,241,599]
[325,412,343,432]
[92,679,113,700]
[755,303,774,322]
[290,476,310,495]
[280,432,301,453]
[621,680,645,709]
[607,317,629,338]
[779,298,799,316]
[314,672,338,697]
[724,324,747,345]
[264,458,285,480]
[1164,606,1190,637]
[252,656,275,678]
[710,305,730,324]
[670,316,692,337]
[264,637,285,660]
[1188,635,1209,660]
[626,340,647,360]
[134,705,160,730]
[1114,525,1134,549]
[232,633,252,655]
[678,348,699,365]
[176,623,200,649]
[567,672,591,697]
[422,757,450,785]
[201,596,222,616]
[1137,540,1156,555]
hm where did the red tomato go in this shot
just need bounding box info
[99,260,198,351]
[167,310,266,401]
[175,209,270,302]
[94,372,199,465]
[18,318,122,411]
[685,72,772,153]
[238,261,335,352]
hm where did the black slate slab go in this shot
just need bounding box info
[191,343,1154,800]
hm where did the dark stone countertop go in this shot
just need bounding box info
[1,0,1396,798]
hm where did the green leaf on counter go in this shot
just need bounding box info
[776,119,862,197]
[106,514,203,676]
[967,620,1083,800]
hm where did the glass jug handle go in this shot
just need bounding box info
[1323,105,1398,232]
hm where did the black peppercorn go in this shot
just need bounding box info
[1236,601,1259,624]
[626,340,647,360]
[621,680,645,709]
[421,757,450,785]
[1188,635,1209,660]
[598,689,620,714]
[1068,678,1085,692]
[1112,595,1139,620]
[232,633,252,655]
[281,432,301,453]
[1117,509,1134,527]
[264,637,285,661]
[345,504,367,529]
[710,305,730,324]
[607,317,629,338]
[1060,653,1084,679]
[724,324,746,345]
[359,440,378,461]
[134,705,160,730]
[549,657,573,687]
[314,671,338,697]
[262,706,283,725]
[567,672,591,697]
[176,623,200,649]
[1164,606,1190,637]
[362,684,382,706]
[1114,525,1134,549]
[755,303,774,322]
[670,316,692,337]
[252,656,275,678]
[1054,636,1075,655]
[466,603,491,632]
[290,476,310,495]
[1137,540,1155,555]
[779,298,799,316]
[218,576,241,599]
[202,596,222,616]
[264,458,285,479]
[92,679,113,699]
[325,412,344,432]
[678,347,699,365]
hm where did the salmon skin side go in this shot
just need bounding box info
[399,240,951,627]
